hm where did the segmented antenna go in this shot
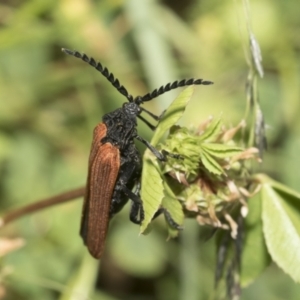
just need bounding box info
[62,48,214,107]
[137,78,214,104]
[62,48,134,102]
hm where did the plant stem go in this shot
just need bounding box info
[0,187,85,228]
[179,220,201,300]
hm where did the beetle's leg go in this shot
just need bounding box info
[129,181,144,224]
[110,143,142,216]
[122,185,144,224]
[135,135,165,160]
[129,202,143,224]
[163,209,183,230]
[140,107,165,121]
[161,149,184,160]
[109,182,144,224]
[137,115,156,131]
[138,108,166,131]
[158,109,166,120]
[135,135,183,161]
[152,208,183,230]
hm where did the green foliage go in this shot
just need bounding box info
[140,155,165,233]
[259,175,300,282]
[140,69,300,298]
[1,0,300,299]
[141,86,194,233]
[241,193,271,286]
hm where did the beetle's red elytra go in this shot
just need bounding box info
[81,124,120,258]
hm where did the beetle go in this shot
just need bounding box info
[62,48,213,258]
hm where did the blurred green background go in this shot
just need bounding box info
[0,0,299,299]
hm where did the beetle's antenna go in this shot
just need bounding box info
[137,78,214,104]
[62,48,134,102]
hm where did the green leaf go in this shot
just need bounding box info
[256,174,300,200]
[201,143,243,158]
[200,150,224,175]
[162,183,184,238]
[261,183,300,282]
[140,153,164,233]
[269,177,300,202]
[241,193,271,286]
[151,86,195,146]
[176,142,200,157]
[198,117,222,142]
[141,86,195,233]
[256,174,300,236]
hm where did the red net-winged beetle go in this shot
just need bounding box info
[62,48,213,258]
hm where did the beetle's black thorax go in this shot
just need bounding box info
[101,102,141,150]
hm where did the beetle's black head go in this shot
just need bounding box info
[122,102,141,117]
[134,96,143,105]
